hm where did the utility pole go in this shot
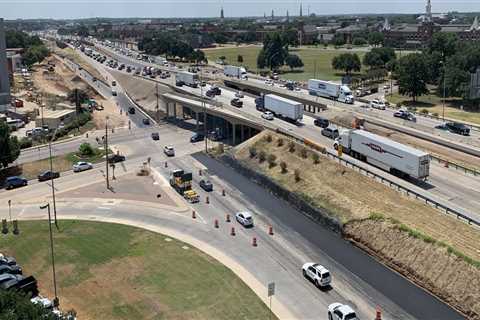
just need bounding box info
[7,200,11,223]
[443,63,446,121]
[105,116,110,189]
[48,135,58,228]
[200,71,208,152]
[74,88,80,133]
[156,82,159,122]
[39,203,59,308]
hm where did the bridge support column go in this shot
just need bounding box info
[196,113,199,131]
[165,102,170,119]
[232,123,236,145]
[240,124,244,142]
[248,126,252,139]
[173,103,177,122]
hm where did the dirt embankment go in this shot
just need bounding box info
[234,130,480,319]
[344,219,480,320]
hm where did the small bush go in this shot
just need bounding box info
[288,141,295,153]
[79,142,94,156]
[294,169,301,182]
[258,151,266,162]
[277,138,284,147]
[419,108,429,115]
[432,112,439,117]
[249,146,257,158]
[280,161,287,173]
[217,143,224,154]
[369,212,385,221]
[312,153,320,164]
[300,148,308,159]
[267,154,277,168]
[265,134,273,143]
[19,137,33,149]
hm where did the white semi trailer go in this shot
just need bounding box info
[308,79,354,104]
[264,94,303,122]
[224,65,247,79]
[175,71,199,88]
[333,129,430,179]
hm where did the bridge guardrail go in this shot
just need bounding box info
[272,128,480,228]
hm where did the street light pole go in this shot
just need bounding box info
[105,116,110,189]
[443,63,446,121]
[8,200,11,224]
[200,71,208,153]
[48,138,58,228]
[39,203,59,308]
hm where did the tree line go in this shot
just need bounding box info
[138,33,207,63]
[6,30,50,67]
[256,32,304,71]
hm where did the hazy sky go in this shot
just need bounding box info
[1,0,480,19]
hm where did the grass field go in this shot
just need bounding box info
[204,46,366,81]
[2,220,275,320]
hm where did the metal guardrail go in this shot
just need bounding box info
[430,154,479,176]
[272,128,480,228]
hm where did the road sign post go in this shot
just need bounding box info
[268,282,275,320]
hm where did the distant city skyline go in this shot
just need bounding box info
[1,1,480,20]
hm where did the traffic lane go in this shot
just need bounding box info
[192,153,464,320]
[114,92,147,128]
[167,156,411,319]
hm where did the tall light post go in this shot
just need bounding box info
[442,62,447,121]
[39,203,59,308]
[105,116,110,189]
[199,71,208,153]
[7,200,11,223]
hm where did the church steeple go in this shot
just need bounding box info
[300,3,303,17]
[426,0,432,22]
[220,7,224,21]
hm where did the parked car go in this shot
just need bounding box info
[111,90,117,96]
[0,264,22,275]
[37,171,60,182]
[199,179,213,192]
[321,127,340,139]
[128,107,135,114]
[190,133,204,142]
[107,154,126,163]
[5,176,27,190]
[151,132,159,140]
[369,99,386,110]
[142,118,150,125]
[302,263,331,288]
[163,145,175,157]
[235,91,244,98]
[327,303,358,320]
[261,111,274,120]
[0,254,17,266]
[445,122,470,136]
[313,117,329,128]
[73,162,93,172]
[393,109,416,122]
[0,274,24,285]
[230,98,243,108]
[235,211,253,227]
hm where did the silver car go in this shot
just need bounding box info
[235,211,254,227]
[73,161,93,172]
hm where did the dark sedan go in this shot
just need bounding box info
[199,179,213,192]
[190,133,204,143]
[230,98,243,108]
[37,171,60,182]
[107,154,126,163]
[445,122,470,136]
[0,264,22,275]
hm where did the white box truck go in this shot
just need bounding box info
[264,94,303,122]
[176,71,199,88]
[224,65,247,79]
[308,79,354,104]
[333,129,430,179]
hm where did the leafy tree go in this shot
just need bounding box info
[0,121,21,169]
[0,290,56,320]
[281,28,299,47]
[79,142,94,156]
[352,37,367,46]
[67,89,89,105]
[257,49,266,69]
[397,53,429,102]
[331,34,346,46]
[363,47,396,69]
[77,25,90,37]
[368,32,385,47]
[237,55,243,63]
[426,32,458,58]
[257,33,288,70]
[332,53,361,74]
[23,45,49,67]
[285,54,304,70]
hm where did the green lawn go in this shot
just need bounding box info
[2,220,275,320]
[204,46,367,81]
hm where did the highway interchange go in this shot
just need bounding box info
[3,37,477,319]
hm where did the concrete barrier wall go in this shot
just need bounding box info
[219,153,343,233]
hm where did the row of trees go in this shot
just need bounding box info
[256,33,304,71]
[138,33,207,63]
[331,47,396,75]
[6,30,49,67]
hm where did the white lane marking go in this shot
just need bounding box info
[98,207,112,210]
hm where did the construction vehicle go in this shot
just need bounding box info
[169,169,199,203]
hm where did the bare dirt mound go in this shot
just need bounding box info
[344,219,480,320]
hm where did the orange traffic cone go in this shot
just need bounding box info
[192,210,196,219]
[231,227,236,236]
[214,219,219,228]
[268,226,274,235]
[252,237,257,247]
[226,214,231,222]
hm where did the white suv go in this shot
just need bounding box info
[163,145,175,157]
[328,303,358,320]
[235,211,254,227]
[369,99,386,110]
[262,111,274,120]
[302,263,331,288]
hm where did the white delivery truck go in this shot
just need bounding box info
[264,94,303,122]
[308,79,354,104]
[224,65,247,79]
[333,129,430,179]
[175,71,199,88]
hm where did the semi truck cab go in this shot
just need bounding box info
[338,86,354,104]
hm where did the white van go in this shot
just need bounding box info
[369,99,386,110]
[6,119,25,131]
